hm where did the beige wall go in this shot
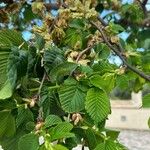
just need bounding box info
[106,108,150,130]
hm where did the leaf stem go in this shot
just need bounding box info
[37,72,46,121]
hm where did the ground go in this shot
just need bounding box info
[119,130,150,150]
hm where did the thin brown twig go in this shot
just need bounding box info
[91,21,150,82]
[76,46,93,62]
[97,16,108,27]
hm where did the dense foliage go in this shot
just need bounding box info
[0,0,150,149]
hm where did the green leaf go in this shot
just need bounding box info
[26,122,35,131]
[94,140,123,150]
[58,79,86,113]
[79,65,93,76]
[50,62,78,82]
[0,98,16,111]
[49,122,74,141]
[121,4,144,23]
[105,129,120,140]
[43,46,64,73]
[90,74,115,93]
[0,81,14,100]
[65,28,83,49]
[109,22,124,34]
[23,4,38,23]
[0,110,16,137]
[18,133,39,150]
[44,115,62,128]
[85,88,110,122]
[95,43,110,59]
[53,144,69,150]
[0,30,28,50]
[142,93,150,108]
[148,117,150,128]
[92,61,114,75]
[0,129,26,150]
[69,19,85,29]
[16,106,34,128]
[40,86,65,119]
[138,29,150,50]
[0,49,15,99]
[35,33,45,50]
[116,75,129,90]
[0,47,28,99]
[85,128,103,149]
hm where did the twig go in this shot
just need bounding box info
[44,2,67,11]
[97,16,108,27]
[91,21,150,82]
[37,72,46,121]
[76,46,93,62]
[38,72,46,95]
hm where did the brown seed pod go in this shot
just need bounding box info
[35,122,44,131]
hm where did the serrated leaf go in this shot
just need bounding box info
[40,86,64,119]
[0,47,28,99]
[26,122,35,131]
[85,88,110,122]
[0,81,14,99]
[92,61,114,75]
[0,129,26,150]
[44,115,62,128]
[50,62,78,82]
[116,75,129,90]
[35,33,45,50]
[53,144,68,150]
[18,133,39,150]
[121,4,144,23]
[90,74,115,93]
[95,43,110,59]
[105,129,120,140]
[0,98,16,111]
[49,122,74,141]
[43,46,64,73]
[58,79,86,113]
[85,128,103,149]
[16,106,34,128]
[0,110,16,138]
[142,93,150,108]
[0,30,28,50]
[94,140,122,150]
[69,19,85,29]
[65,28,83,49]
[109,22,124,34]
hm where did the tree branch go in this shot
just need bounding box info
[44,2,67,10]
[91,21,150,82]
[142,0,148,7]
[43,2,150,81]
[97,16,108,27]
[76,46,93,62]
